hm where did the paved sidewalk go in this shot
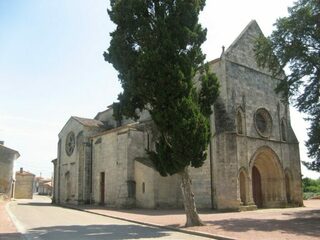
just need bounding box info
[0,200,23,240]
[68,200,320,240]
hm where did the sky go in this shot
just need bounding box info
[0,0,319,179]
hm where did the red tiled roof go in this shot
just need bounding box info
[16,171,35,176]
[72,116,104,128]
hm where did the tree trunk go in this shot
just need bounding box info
[179,167,204,227]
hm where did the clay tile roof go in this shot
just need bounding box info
[72,116,104,128]
[16,171,35,176]
[94,107,112,120]
[135,157,155,169]
[44,182,52,187]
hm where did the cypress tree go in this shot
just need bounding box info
[104,0,219,226]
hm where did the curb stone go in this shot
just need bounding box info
[4,202,28,240]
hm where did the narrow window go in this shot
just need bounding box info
[237,111,243,134]
[281,119,287,141]
[142,182,145,194]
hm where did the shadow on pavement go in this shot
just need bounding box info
[0,232,23,240]
[80,207,187,216]
[27,224,170,240]
[283,209,320,218]
[204,209,320,238]
[17,202,52,207]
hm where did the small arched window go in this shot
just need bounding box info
[237,111,243,134]
[142,182,145,194]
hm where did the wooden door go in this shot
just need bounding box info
[100,172,105,205]
[252,166,262,208]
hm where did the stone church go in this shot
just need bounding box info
[52,20,303,210]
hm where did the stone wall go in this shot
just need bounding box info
[92,127,144,208]
[154,172,182,208]
[135,160,183,209]
[57,118,102,204]
[208,20,303,210]
[135,161,155,208]
[15,172,35,199]
[0,144,19,198]
[0,160,14,196]
[189,155,212,209]
[58,121,82,204]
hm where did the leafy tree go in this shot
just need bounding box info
[302,177,320,193]
[104,0,219,226]
[254,0,320,171]
[302,177,320,199]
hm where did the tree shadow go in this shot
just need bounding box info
[203,209,320,238]
[25,224,170,240]
[282,209,320,218]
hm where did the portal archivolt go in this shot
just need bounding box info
[250,147,286,208]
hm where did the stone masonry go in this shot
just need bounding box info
[0,142,20,199]
[52,20,303,210]
[15,168,35,199]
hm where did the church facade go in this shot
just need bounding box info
[52,21,303,210]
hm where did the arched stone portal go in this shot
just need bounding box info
[250,147,286,208]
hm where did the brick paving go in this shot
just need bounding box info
[73,200,320,240]
[0,200,22,240]
[3,197,320,240]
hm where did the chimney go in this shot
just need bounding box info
[220,46,226,58]
[20,167,23,173]
[0,141,4,145]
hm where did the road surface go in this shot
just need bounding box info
[8,196,214,240]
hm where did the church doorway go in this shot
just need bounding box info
[251,147,285,208]
[100,172,105,205]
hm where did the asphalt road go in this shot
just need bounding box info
[8,196,213,240]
